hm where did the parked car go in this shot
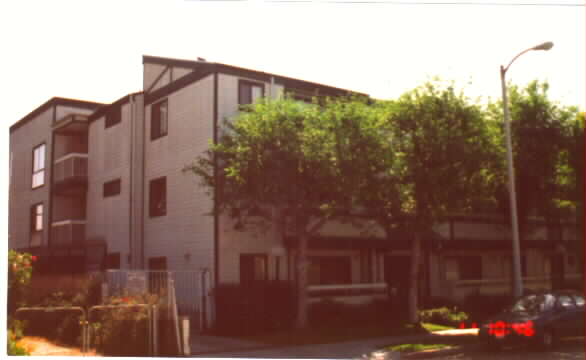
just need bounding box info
[478,290,585,350]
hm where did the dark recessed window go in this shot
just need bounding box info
[149,177,166,217]
[103,179,121,198]
[32,143,46,188]
[238,80,264,106]
[105,104,121,128]
[104,253,121,270]
[30,203,43,247]
[148,256,168,293]
[240,254,268,284]
[458,256,482,281]
[308,256,352,285]
[286,89,314,104]
[151,99,168,140]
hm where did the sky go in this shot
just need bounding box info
[0,0,584,226]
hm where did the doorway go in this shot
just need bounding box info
[384,256,411,312]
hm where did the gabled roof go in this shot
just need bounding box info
[143,55,368,105]
[10,97,103,133]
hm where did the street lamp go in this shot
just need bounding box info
[500,41,554,298]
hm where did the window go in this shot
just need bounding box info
[445,258,459,281]
[544,257,551,276]
[32,143,46,188]
[285,89,315,104]
[308,256,352,285]
[238,80,264,106]
[105,104,121,128]
[459,256,482,280]
[149,177,166,217]
[240,254,267,284]
[30,203,43,247]
[151,99,168,140]
[148,257,168,294]
[103,253,121,270]
[445,256,482,281]
[103,179,121,198]
[360,250,373,283]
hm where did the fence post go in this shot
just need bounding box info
[101,281,109,302]
[153,305,159,356]
[181,316,190,356]
[147,305,151,357]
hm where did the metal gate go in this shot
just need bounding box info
[103,269,213,331]
[16,304,160,356]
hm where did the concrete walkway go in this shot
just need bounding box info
[189,329,479,358]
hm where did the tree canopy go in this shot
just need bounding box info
[188,79,584,328]
[488,81,583,238]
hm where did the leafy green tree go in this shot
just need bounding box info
[187,96,370,329]
[368,82,495,323]
[491,82,573,236]
[488,81,583,288]
[563,112,584,276]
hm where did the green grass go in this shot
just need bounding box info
[421,322,455,332]
[385,343,452,353]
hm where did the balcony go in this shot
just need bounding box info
[53,153,88,195]
[53,114,89,134]
[50,220,86,248]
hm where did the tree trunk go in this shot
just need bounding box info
[296,230,309,329]
[408,233,422,324]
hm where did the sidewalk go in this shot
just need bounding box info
[190,329,479,358]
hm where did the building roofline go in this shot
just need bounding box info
[143,55,368,105]
[10,97,104,133]
[88,91,144,122]
[143,54,206,69]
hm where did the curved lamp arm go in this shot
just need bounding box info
[502,41,554,75]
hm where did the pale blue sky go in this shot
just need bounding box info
[1,0,584,220]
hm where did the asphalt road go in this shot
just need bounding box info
[432,338,584,360]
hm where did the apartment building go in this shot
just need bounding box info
[9,55,582,317]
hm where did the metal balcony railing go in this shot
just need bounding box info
[53,153,88,186]
[50,220,86,247]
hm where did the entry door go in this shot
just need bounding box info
[148,256,168,295]
[551,254,565,290]
[384,256,411,311]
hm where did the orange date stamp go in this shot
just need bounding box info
[459,321,535,337]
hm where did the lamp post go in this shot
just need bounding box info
[500,41,553,298]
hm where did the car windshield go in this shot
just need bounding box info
[510,294,555,315]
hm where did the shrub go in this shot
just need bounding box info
[17,307,85,348]
[214,281,297,335]
[7,319,29,356]
[91,293,162,357]
[8,250,36,314]
[7,250,35,355]
[14,276,105,349]
[418,307,469,327]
